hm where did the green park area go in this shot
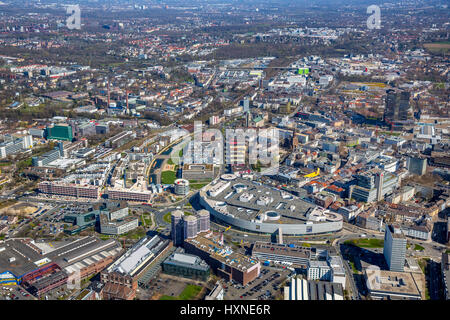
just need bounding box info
[188,179,211,190]
[189,182,209,190]
[163,212,172,223]
[159,284,202,300]
[349,260,358,274]
[380,131,402,136]
[141,214,152,227]
[414,244,425,251]
[161,170,177,184]
[344,238,384,248]
[121,227,146,240]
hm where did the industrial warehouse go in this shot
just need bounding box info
[0,237,122,297]
[100,235,173,300]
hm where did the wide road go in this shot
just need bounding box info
[429,258,443,300]
[331,233,378,300]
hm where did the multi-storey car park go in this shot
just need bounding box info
[251,242,311,267]
[198,174,343,235]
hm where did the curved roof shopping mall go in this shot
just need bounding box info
[199,174,343,235]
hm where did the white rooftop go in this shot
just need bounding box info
[172,253,197,265]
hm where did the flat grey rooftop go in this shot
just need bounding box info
[0,237,120,278]
[209,178,316,224]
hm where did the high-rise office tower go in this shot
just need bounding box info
[407,156,427,176]
[171,210,184,246]
[197,210,210,233]
[375,172,384,202]
[383,225,407,272]
[352,169,398,203]
[183,215,198,240]
[384,89,411,123]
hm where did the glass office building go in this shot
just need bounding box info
[162,252,210,281]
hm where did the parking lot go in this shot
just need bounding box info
[142,274,206,300]
[0,285,35,300]
[223,267,292,300]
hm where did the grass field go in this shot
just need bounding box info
[417,258,430,274]
[161,170,177,184]
[380,131,402,136]
[344,238,384,248]
[159,284,202,300]
[417,258,431,299]
[423,42,450,54]
[190,183,209,190]
[414,244,425,251]
[122,227,146,240]
[141,214,152,227]
[163,212,172,223]
[349,260,358,273]
[99,234,112,240]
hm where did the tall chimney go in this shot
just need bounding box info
[107,79,110,107]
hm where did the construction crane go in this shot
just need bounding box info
[107,77,111,107]
[385,118,394,132]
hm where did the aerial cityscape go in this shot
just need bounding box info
[0,0,449,305]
